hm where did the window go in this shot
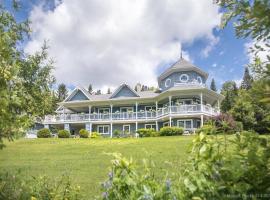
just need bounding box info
[165,78,171,88]
[97,125,110,134]
[145,106,155,112]
[197,76,202,84]
[163,121,169,127]
[98,108,110,114]
[145,124,156,130]
[179,74,189,83]
[177,119,193,129]
[123,125,130,134]
[120,107,133,112]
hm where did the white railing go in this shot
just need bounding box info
[43,105,219,123]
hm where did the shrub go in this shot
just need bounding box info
[213,113,237,133]
[37,128,51,138]
[159,126,183,136]
[196,124,217,135]
[136,128,159,137]
[0,171,81,200]
[58,130,70,138]
[90,132,101,138]
[79,129,89,138]
[113,129,121,138]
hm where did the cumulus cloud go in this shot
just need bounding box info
[245,40,270,63]
[25,0,221,91]
[201,35,220,58]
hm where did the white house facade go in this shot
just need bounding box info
[43,58,224,136]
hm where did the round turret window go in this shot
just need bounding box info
[197,76,202,84]
[179,74,189,83]
[165,78,171,88]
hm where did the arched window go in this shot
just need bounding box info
[165,78,171,88]
[179,74,189,83]
[197,76,202,84]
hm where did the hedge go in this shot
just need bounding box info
[159,126,183,136]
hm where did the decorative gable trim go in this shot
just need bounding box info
[64,87,91,102]
[110,84,139,99]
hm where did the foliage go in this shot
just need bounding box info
[213,113,237,133]
[0,171,81,200]
[58,130,70,138]
[241,67,253,90]
[210,78,217,91]
[79,129,89,138]
[0,4,55,148]
[100,153,176,200]
[196,124,217,135]
[37,128,51,138]
[90,132,101,138]
[159,126,183,136]
[101,132,270,199]
[88,84,93,94]
[57,83,68,102]
[113,129,121,138]
[220,81,238,112]
[136,128,159,137]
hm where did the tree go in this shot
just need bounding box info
[220,81,238,112]
[88,84,93,94]
[57,83,68,102]
[241,67,253,90]
[210,78,217,91]
[96,90,101,95]
[0,4,55,148]
[107,88,111,94]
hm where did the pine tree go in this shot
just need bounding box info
[96,90,101,95]
[210,78,217,92]
[88,84,93,94]
[107,88,111,94]
[241,67,253,90]
[57,83,68,101]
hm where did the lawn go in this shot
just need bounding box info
[0,136,194,199]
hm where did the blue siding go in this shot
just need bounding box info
[160,71,206,91]
[69,90,88,101]
[112,86,138,98]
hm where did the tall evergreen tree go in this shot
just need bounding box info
[88,84,93,94]
[241,67,253,90]
[220,81,238,112]
[210,78,217,91]
[107,88,111,94]
[96,90,101,95]
[57,83,68,102]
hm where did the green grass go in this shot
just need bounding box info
[0,136,194,199]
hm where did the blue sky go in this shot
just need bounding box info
[4,0,251,91]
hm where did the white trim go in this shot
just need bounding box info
[163,121,169,127]
[197,76,202,84]
[64,87,91,102]
[123,124,131,133]
[165,78,171,88]
[145,124,156,129]
[179,74,189,83]
[98,107,110,114]
[97,125,110,134]
[120,107,133,112]
[145,106,155,112]
[110,84,139,98]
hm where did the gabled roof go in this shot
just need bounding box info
[110,84,139,99]
[64,87,91,102]
[158,58,208,83]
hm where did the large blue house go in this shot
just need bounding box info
[43,58,223,136]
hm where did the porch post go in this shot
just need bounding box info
[169,117,172,127]
[63,106,65,121]
[169,96,172,114]
[88,105,91,120]
[201,115,204,127]
[217,100,220,113]
[64,123,70,132]
[85,122,92,135]
[135,102,138,137]
[110,104,113,138]
[200,92,203,112]
[155,101,158,131]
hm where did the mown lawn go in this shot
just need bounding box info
[0,136,194,199]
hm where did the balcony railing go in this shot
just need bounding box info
[43,104,219,123]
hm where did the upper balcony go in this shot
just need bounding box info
[43,104,219,124]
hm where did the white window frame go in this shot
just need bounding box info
[123,124,131,134]
[120,107,133,113]
[97,125,110,134]
[165,78,171,88]
[177,119,193,130]
[145,106,155,112]
[145,124,156,129]
[179,74,189,83]
[163,121,169,127]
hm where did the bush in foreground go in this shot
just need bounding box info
[101,131,270,199]
[136,128,159,137]
[90,132,101,138]
[79,129,89,138]
[0,172,81,200]
[58,130,70,138]
[37,128,51,138]
[113,129,121,138]
[159,126,183,136]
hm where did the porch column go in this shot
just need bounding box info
[135,102,138,137]
[110,122,113,138]
[169,96,172,114]
[88,105,91,120]
[110,104,113,138]
[169,117,172,127]
[217,100,220,113]
[85,122,92,135]
[155,101,158,131]
[200,92,203,112]
[64,123,70,132]
[201,115,204,127]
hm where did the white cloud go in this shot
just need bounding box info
[201,35,220,58]
[245,40,270,63]
[25,0,221,90]
[212,63,217,68]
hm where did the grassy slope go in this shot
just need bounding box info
[0,136,194,199]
